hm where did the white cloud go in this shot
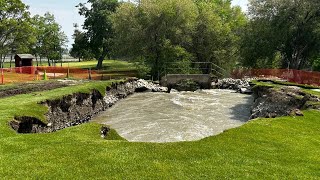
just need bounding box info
[231,0,248,12]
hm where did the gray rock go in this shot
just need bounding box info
[240,88,253,94]
[136,79,168,92]
[216,78,251,92]
[291,109,304,116]
[250,86,310,119]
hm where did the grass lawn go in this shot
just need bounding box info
[61,60,136,72]
[0,60,137,84]
[0,81,320,179]
[2,60,136,72]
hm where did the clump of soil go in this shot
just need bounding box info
[0,80,81,99]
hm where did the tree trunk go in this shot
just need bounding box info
[47,58,51,66]
[1,55,5,69]
[10,54,12,68]
[40,56,42,66]
[0,54,2,68]
[97,50,108,69]
[36,56,38,67]
[1,55,6,68]
[79,57,81,62]
[97,56,104,69]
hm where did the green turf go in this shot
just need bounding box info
[61,60,136,72]
[0,81,320,179]
[2,60,136,72]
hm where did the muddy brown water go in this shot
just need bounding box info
[93,89,254,143]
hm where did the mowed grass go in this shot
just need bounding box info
[0,60,137,84]
[61,60,136,72]
[0,81,320,179]
[2,60,135,71]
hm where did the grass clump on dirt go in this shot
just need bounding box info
[0,80,320,179]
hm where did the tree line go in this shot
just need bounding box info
[72,0,246,79]
[72,0,320,79]
[2,0,320,78]
[0,0,68,68]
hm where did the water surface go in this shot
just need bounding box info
[93,89,253,142]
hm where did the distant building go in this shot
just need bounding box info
[14,54,35,74]
[14,54,35,67]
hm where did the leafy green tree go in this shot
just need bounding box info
[32,13,68,66]
[70,24,93,62]
[112,0,245,79]
[0,0,33,67]
[192,0,247,73]
[112,0,198,79]
[77,0,119,69]
[241,0,320,69]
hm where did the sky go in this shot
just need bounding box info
[22,0,249,48]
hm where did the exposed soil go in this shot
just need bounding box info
[0,80,81,99]
[250,85,320,119]
[10,80,138,133]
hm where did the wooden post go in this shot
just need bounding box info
[1,68,4,84]
[88,68,92,80]
[66,63,70,78]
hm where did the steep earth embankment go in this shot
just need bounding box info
[215,78,320,119]
[10,79,167,133]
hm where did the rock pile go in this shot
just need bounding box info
[135,79,168,92]
[214,78,253,94]
[250,85,320,119]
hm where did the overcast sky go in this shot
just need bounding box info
[22,0,249,48]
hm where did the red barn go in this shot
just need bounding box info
[14,54,35,74]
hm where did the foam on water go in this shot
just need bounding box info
[93,89,254,143]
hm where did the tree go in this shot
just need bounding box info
[0,0,33,68]
[70,24,93,61]
[241,0,320,69]
[192,0,247,73]
[77,0,119,69]
[112,0,198,79]
[112,0,246,79]
[32,13,68,66]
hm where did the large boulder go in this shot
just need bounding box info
[214,78,253,94]
[135,79,168,92]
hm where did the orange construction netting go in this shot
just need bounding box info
[231,69,320,86]
[0,66,134,84]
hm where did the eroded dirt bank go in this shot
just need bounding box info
[10,78,320,134]
[250,85,320,119]
[10,79,166,133]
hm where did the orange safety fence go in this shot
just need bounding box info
[0,66,136,84]
[231,69,320,86]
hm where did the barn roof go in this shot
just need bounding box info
[16,54,35,59]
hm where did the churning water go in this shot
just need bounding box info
[93,89,254,143]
